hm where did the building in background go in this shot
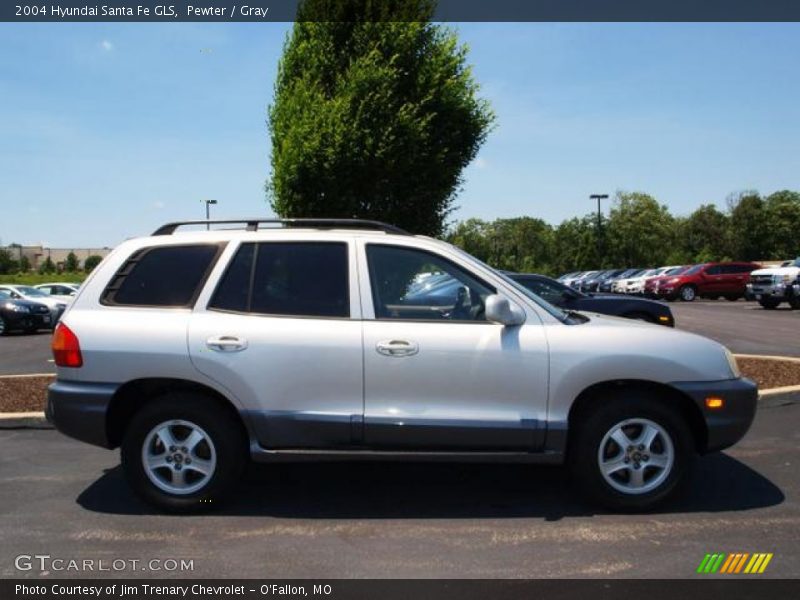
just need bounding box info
[3,245,112,271]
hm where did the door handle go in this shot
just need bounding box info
[376,339,419,357]
[206,336,248,352]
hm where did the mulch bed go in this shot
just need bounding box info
[1,358,799,414]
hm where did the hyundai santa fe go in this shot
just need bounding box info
[47,219,758,513]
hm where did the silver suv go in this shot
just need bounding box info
[47,219,757,513]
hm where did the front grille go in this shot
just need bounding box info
[750,275,773,286]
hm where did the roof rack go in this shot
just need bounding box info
[152,218,410,236]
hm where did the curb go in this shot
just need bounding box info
[0,411,51,429]
[733,353,800,363]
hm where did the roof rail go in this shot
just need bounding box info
[152,218,410,236]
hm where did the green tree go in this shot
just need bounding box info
[38,256,56,274]
[446,218,493,263]
[84,255,103,273]
[267,0,495,236]
[65,252,80,272]
[0,248,17,275]
[605,192,675,268]
[728,191,769,261]
[18,255,31,273]
[681,204,731,262]
[551,215,598,274]
[763,190,800,259]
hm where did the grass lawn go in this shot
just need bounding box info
[0,272,87,285]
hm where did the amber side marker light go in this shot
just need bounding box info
[705,397,725,410]
[658,316,670,322]
[52,322,83,368]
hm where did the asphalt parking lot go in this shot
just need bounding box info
[0,299,797,376]
[0,299,798,579]
[0,393,797,579]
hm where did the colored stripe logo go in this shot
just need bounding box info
[697,553,773,574]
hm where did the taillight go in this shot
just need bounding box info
[52,323,83,368]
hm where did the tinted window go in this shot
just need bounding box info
[250,243,349,318]
[209,243,255,312]
[684,264,706,275]
[367,245,494,322]
[706,265,722,275]
[104,245,220,307]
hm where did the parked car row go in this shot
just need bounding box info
[0,283,78,335]
[556,260,800,308]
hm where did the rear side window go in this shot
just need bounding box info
[103,244,221,307]
[209,242,349,318]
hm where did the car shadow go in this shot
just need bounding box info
[77,452,783,519]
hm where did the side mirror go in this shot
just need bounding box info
[485,294,526,326]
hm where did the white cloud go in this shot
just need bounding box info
[100,40,114,52]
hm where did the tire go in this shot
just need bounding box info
[679,285,696,302]
[789,297,800,310]
[121,393,247,513]
[0,316,7,336]
[758,298,781,310]
[568,394,693,512]
[724,295,739,302]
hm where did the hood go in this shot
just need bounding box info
[751,266,800,277]
[1,297,50,310]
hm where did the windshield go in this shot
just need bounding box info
[16,286,47,297]
[446,245,569,321]
[0,291,10,300]
[665,266,690,276]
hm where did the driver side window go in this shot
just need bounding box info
[366,245,494,322]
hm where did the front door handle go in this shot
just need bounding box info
[206,335,248,352]
[376,339,419,357]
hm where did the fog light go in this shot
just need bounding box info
[658,316,670,322]
[705,397,724,410]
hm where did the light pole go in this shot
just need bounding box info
[590,194,609,267]
[204,199,218,230]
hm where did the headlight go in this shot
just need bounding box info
[667,278,680,284]
[6,303,30,313]
[724,348,741,379]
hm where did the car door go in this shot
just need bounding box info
[188,238,364,449]
[358,241,549,451]
[700,265,723,295]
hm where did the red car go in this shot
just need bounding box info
[656,262,761,302]
[643,266,691,297]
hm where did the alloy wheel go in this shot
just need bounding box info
[597,418,674,495]
[141,419,217,495]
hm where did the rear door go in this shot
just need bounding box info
[188,237,364,449]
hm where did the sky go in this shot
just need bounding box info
[1,22,798,247]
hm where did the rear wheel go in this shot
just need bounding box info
[724,295,739,302]
[0,316,7,336]
[679,285,696,302]
[758,298,781,310]
[121,393,246,513]
[569,395,692,511]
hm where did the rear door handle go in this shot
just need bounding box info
[206,336,248,352]
[376,339,419,357]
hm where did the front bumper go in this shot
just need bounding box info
[669,378,758,453]
[46,380,120,448]
[746,283,789,299]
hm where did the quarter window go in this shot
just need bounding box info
[366,245,494,321]
[102,245,221,307]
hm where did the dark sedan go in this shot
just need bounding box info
[0,290,53,335]
[508,272,675,326]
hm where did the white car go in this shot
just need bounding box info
[47,218,757,514]
[0,284,69,325]
[626,266,681,295]
[612,269,651,293]
[35,282,80,302]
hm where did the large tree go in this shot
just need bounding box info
[605,192,676,268]
[764,190,800,259]
[267,0,495,236]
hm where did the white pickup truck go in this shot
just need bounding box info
[746,257,800,309]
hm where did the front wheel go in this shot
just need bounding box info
[121,393,246,513]
[569,396,692,511]
[0,316,7,336]
[758,298,781,310]
[679,285,696,302]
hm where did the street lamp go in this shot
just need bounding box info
[204,199,218,230]
[590,194,609,266]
